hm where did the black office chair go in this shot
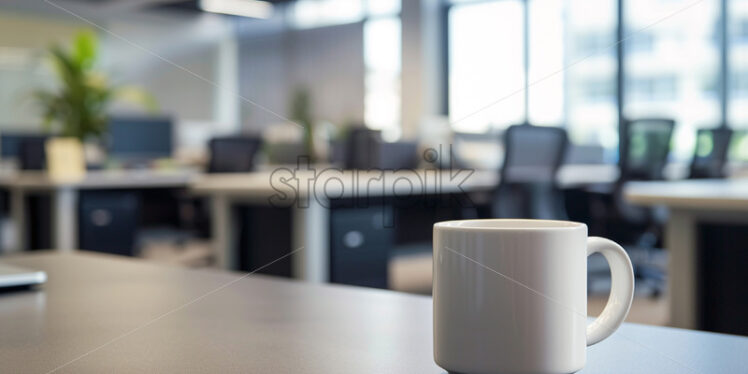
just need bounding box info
[689,128,733,179]
[16,137,49,170]
[208,136,263,173]
[177,136,264,243]
[590,118,675,296]
[492,124,569,219]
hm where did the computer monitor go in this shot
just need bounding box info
[0,133,49,160]
[108,116,173,160]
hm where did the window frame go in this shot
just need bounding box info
[442,0,733,155]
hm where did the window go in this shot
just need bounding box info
[448,0,525,133]
[447,0,617,149]
[729,0,748,128]
[624,0,720,160]
[288,0,402,140]
[364,16,402,140]
[563,0,618,148]
[444,0,748,160]
[628,76,679,101]
[528,0,564,125]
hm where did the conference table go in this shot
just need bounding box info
[1,252,746,373]
[625,178,748,334]
[191,165,619,279]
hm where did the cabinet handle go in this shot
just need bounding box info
[91,209,112,227]
[343,230,364,249]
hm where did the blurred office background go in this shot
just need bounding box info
[1,0,748,334]
[4,0,748,158]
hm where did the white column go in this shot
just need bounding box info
[9,187,25,252]
[212,194,237,270]
[52,187,78,252]
[401,0,446,138]
[214,34,240,133]
[291,198,329,283]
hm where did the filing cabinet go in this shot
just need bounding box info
[78,191,139,256]
[329,204,393,288]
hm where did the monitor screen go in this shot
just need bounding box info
[0,133,49,159]
[108,117,173,159]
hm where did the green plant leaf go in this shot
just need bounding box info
[33,30,157,141]
[73,29,97,70]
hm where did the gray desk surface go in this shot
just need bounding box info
[191,165,620,196]
[1,252,746,374]
[625,178,748,211]
[0,169,196,190]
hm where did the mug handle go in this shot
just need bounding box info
[586,237,635,346]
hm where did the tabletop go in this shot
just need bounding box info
[0,169,197,190]
[191,164,619,197]
[1,252,746,373]
[625,178,748,211]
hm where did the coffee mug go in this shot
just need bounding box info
[433,219,634,374]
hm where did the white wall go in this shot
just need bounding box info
[0,7,239,151]
[239,22,366,132]
[0,11,80,130]
[401,0,446,138]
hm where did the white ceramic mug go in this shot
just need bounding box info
[433,219,634,374]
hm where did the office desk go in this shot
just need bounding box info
[0,169,196,252]
[625,179,748,334]
[1,252,746,374]
[192,165,618,280]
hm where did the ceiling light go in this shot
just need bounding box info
[199,0,274,19]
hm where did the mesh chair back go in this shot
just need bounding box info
[620,118,675,181]
[689,128,733,179]
[501,124,568,184]
[494,124,569,219]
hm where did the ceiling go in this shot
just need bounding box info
[150,0,293,14]
[0,0,293,19]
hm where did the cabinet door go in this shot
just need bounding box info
[330,205,393,288]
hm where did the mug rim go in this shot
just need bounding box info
[434,219,585,231]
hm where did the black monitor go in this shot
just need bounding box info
[0,133,49,160]
[108,116,173,160]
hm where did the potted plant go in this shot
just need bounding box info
[32,30,156,165]
[290,87,316,163]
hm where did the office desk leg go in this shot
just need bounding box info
[667,209,697,329]
[212,195,237,270]
[291,199,329,283]
[53,188,78,252]
[9,188,25,252]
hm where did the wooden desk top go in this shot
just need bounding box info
[625,178,748,211]
[1,252,746,373]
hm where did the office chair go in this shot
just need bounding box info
[208,136,263,173]
[18,138,47,171]
[343,127,381,169]
[492,124,569,219]
[340,128,419,170]
[178,136,264,243]
[689,128,733,179]
[590,118,675,296]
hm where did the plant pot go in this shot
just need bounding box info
[83,140,106,168]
